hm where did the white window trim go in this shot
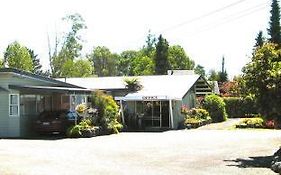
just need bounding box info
[9,94,20,117]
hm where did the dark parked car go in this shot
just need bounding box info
[33,110,79,134]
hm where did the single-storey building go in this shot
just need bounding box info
[0,68,91,137]
[58,73,212,130]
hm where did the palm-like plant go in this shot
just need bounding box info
[124,78,143,92]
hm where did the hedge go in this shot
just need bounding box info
[203,94,227,122]
[223,96,258,118]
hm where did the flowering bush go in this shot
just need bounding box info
[75,103,87,114]
[236,117,264,128]
[181,105,189,114]
[92,91,123,134]
[265,120,276,129]
[183,108,211,129]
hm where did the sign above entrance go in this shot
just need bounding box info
[142,96,158,100]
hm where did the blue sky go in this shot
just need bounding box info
[0,0,273,78]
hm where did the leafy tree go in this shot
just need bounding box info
[61,59,76,77]
[117,50,138,76]
[168,45,195,70]
[194,64,206,77]
[154,34,170,75]
[219,77,247,97]
[242,43,281,117]
[74,59,93,77]
[60,59,93,77]
[0,59,3,68]
[131,56,154,75]
[27,49,43,74]
[4,41,33,71]
[89,46,118,76]
[254,31,265,48]
[268,0,281,45]
[50,13,87,77]
[208,69,219,81]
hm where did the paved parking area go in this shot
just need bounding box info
[0,129,280,175]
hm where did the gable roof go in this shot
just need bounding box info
[57,74,201,100]
[0,68,83,88]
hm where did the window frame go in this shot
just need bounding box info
[9,94,20,117]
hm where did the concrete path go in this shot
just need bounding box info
[0,129,280,175]
[198,118,243,130]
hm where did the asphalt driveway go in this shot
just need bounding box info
[0,129,280,175]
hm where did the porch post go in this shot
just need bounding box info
[120,100,125,126]
[169,99,174,129]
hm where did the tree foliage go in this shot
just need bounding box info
[208,69,219,81]
[27,49,43,75]
[168,45,195,70]
[117,50,138,76]
[154,34,170,75]
[60,58,92,78]
[143,30,156,57]
[242,43,281,117]
[50,13,87,77]
[254,31,265,48]
[89,46,118,76]
[0,59,3,68]
[194,64,206,76]
[131,56,154,75]
[4,41,33,71]
[218,56,228,83]
[268,0,281,45]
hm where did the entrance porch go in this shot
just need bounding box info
[119,99,175,131]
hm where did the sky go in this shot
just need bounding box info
[0,0,274,78]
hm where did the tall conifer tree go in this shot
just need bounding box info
[268,0,281,45]
[154,35,170,75]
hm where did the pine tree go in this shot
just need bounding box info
[254,31,265,48]
[268,0,281,45]
[154,34,170,75]
[28,49,43,75]
[218,56,228,83]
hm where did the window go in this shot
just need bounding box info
[9,94,19,116]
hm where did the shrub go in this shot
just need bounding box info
[184,108,211,129]
[92,91,123,134]
[223,96,258,118]
[203,94,227,122]
[236,117,264,128]
[67,119,100,138]
[185,108,211,120]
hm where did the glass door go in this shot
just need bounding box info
[143,101,161,128]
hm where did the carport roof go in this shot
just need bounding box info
[9,85,92,94]
[0,87,9,92]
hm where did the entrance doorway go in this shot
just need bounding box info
[141,101,170,128]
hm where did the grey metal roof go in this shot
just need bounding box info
[58,74,202,100]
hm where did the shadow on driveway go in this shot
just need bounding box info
[224,155,273,168]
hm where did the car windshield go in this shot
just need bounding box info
[38,111,54,119]
[38,111,67,119]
